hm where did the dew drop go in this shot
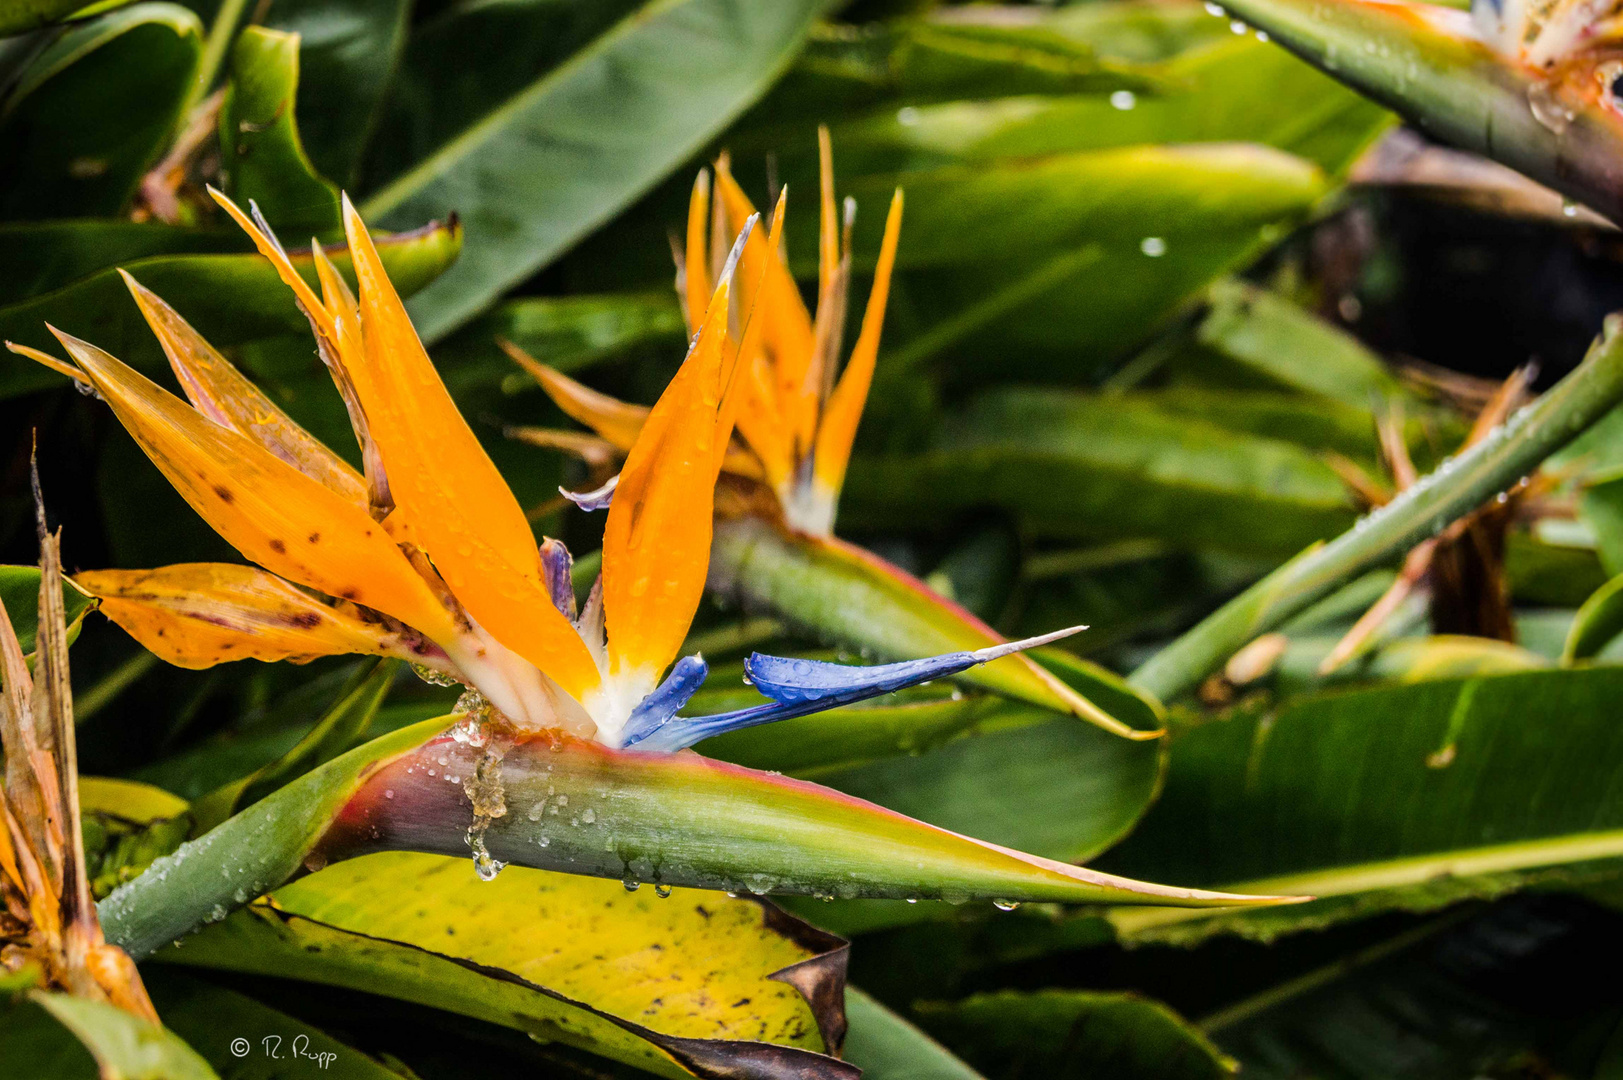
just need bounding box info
[1204,1,1224,13]
[624,877,641,892]
[1563,198,1579,217]
[1109,90,1136,111]
[993,899,1022,911]
[1230,18,1247,33]
[384,789,395,800]
[654,884,672,898]
[1140,236,1167,257]
[581,808,596,824]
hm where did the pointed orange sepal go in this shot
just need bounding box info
[119,271,368,506]
[40,329,460,647]
[336,196,600,702]
[503,340,649,454]
[602,251,740,683]
[813,189,904,500]
[76,564,447,670]
[683,170,713,331]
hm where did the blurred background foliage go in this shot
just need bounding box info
[9,0,1623,1075]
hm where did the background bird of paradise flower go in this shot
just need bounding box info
[11,0,1623,1077]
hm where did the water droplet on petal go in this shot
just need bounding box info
[1140,237,1167,257]
[654,884,672,898]
[1109,90,1136,110]
[993,899,1022,911]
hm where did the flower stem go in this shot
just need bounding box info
[1129,313,1623,703]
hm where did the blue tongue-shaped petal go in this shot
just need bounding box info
[624,626,1085,753]
[618,654,709,746]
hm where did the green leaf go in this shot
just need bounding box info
[219,26,341,235]
[0,221,247,302]
[1193,279,1412,409]
[0,3,202,219]
[144,968,409,1080]
[914,990,1237,1080]
[1095,667,1623,946]
[0,0,125,34]
[189,658,398,834]
[1582,472,1623,578]
[711,517,1158,737]
[843,988,986,1080]
[1564,572,1623,662]
[25,992,218,1080]
[160,851,853,1080]
[0,220,461,399]
[841,388,1355,554]
[99,718,1281,961]
[0,565,97,655]
[436,290,687,398]
[360,0,839,341]
[1205,900,1623,1079]
[259,0,409,187]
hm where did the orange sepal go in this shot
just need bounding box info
[338,197,600,701]
[119,271,368,506]
[603,269,735,681]
[76,564,443,670]
[504,341,648,454]
[39,330,460,646]
[683,170,713,331]
[712,159,814,398]
[814,189,904,498]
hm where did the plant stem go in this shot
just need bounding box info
[181,0,251,120]
[1129,313,1623,702]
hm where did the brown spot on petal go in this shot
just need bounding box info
[269,539,286,553]
[214,485,234,502]
[308,532,321,544]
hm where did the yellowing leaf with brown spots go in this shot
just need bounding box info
[159,851,855,1079]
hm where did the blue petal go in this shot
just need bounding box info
[619,654,709,746]
[624,626,1084,753]
[561,473,617,512]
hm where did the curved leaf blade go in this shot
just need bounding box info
[161,852,856,1080]
[219,26,342,234]
[0,3,201,219]
[0,221,461,399]
[360,0,838,340]
[99,718,1286,960]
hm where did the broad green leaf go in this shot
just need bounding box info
[0,564,97,654]
[1207,899,1623,1079]
[360,0,838,341]
[745,17,1158,126]
[851,144,1328,384]
[914,990,1236,1080]
[1505,529,1608,607]
[711,517,1159,737]
[844,988,986,1080]
[1095,667,1623,945]
[1564,571,1623,662]
[436,290,687,398]
[25,992,218,1080]
[0,220,461,399]
[0,221,244,302]
[259,0,409,187]
[99,718,1281,960]
[1193,279,1412,409]
[0,3,201,219]
[841,388,1356,554]
[755,28,1389,182]
[144,968,409,1080]
[0,0,125,34]
[1131,386,1388,460]
[161,851,853,1080]
[219,26,341,234]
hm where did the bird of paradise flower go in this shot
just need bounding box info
[8,190,1075,754]
[506,131,1156,739]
